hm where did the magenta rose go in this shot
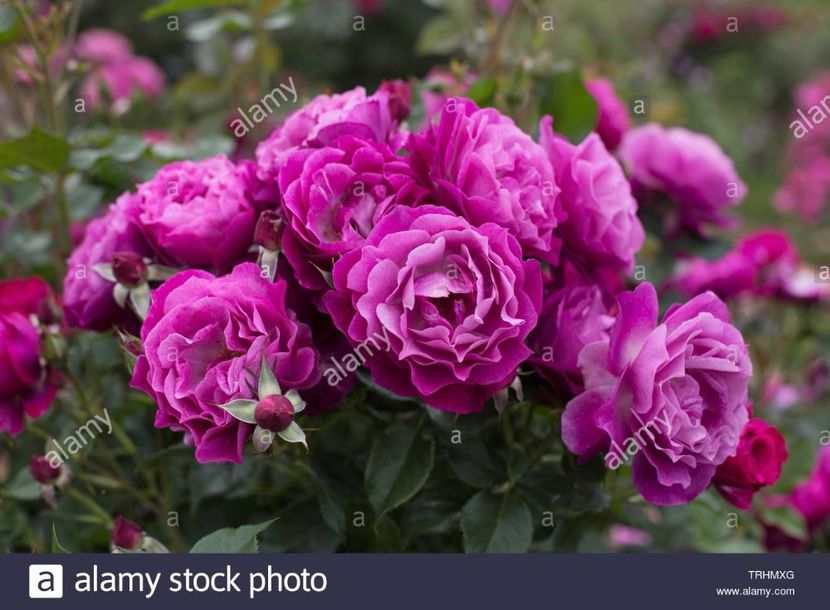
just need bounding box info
[712,418,787,510]
[409,98,562,263]
[619,123,747,234]
[0,278,58,436]
[130,263,320,463]
[562,282,752,505]
[540,118,644,274]
[278,135,426,291]
[528,271,614,395]
[255,85,407,200]
[323,205,542,413]
[63,193,152,330]
[133,155,258,271]
[585,77,632,151]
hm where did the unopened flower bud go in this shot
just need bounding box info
[255,394,294,432]
[112,252,148,287]
[254,211,285,251]
[29,455,61,484]
[112,516,144,550]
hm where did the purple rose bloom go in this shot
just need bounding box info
[540,117,644,275]
[0,278,57,436]
[255,85,406,201]
[619,123,747,234]
[528,274,615,395]
[134,155,258,271]
[63,193,152,330]
[562,282,751,505]
[323,205,542,413]
[585,78,632,151]
[409,98,562,263]
[278,135,426,291]
[130,263,319,463]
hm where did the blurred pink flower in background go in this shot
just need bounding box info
[75,28,166,112]
[79,56,166,112]
[673,229,830,302]
[761,372,801,410]
[608,525,651,550]
[74,28,133,65]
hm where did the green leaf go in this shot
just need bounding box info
[416,16,463,56]
[374,514,402,552]
[0,127,69,173]
[365,419,435,515]
[316,479,346,536]
[461,490,533,553]
[757,504,806,541]
[0,5,20,44]
[190,519,276,553]
[2,468,40,501]
[448,440,503,488]
[143,0,245,21]
[537,69,598,142]
[51,525,69,553]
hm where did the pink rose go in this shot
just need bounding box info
[562,282,751,505]
[540,117,644,275]
[277,135,425,291]
[409,98,562,263]
[323,205,542,413]
[619,123,747,234]
[133,156,259,271]
[130,263,320,463]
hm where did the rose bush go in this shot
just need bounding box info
[4,0,829,556]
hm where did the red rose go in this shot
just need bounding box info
[713,418,788,509]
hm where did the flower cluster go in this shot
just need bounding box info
[48,75,770,513]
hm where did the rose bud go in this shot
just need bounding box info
[111,252,148,287]
[255,395,294,432]
[29,455,61,484]
[112,515,144,550]
[253,210,285,251]
[713,418,788,510]
[379,79,412,122]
